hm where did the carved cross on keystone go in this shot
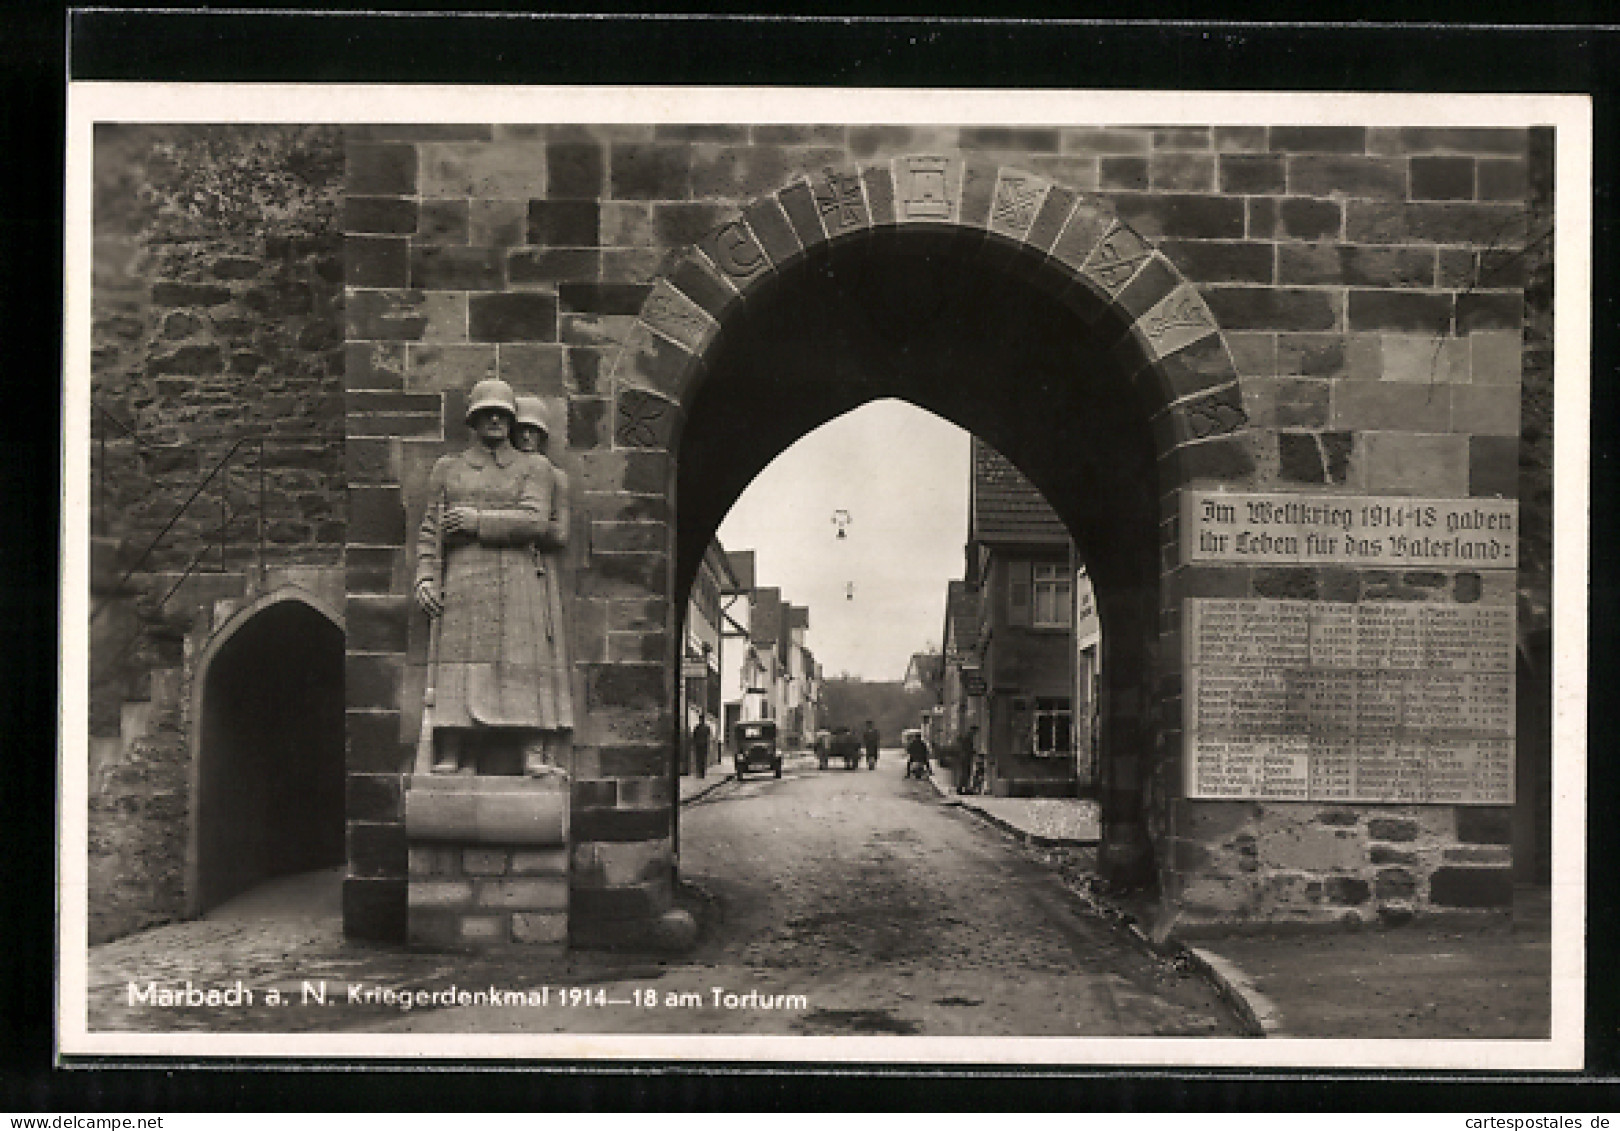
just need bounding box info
[814,168,865,233]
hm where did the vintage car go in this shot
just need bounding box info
[732,719,782,780]
[818,725,862,770]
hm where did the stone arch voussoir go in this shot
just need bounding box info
[201,585,344,662]
[607,153,1255,488]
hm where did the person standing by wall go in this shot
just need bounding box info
[862,719,881,769]
[955,725,982,795]
[690,716,711,779]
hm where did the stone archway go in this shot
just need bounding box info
[346,126,1534,948]
[187,587,347,917]
[572,156,1254,947]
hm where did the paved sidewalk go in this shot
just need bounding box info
[678,771,732,804]
[1182,888,1553,1039]
[926,773,1101,845]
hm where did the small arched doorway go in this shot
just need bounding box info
[188,591,346,916]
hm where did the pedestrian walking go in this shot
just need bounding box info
[862,720,881,769]
[691,716,711,779]
[956,725,982,795]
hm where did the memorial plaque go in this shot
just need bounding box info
[1184,598,1515,803]
[1183,491,1518,569]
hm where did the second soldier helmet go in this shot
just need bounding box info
[464,377,517,423]
[514,395,550,437]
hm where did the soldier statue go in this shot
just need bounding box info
[512,394,575,769]
[414,379,572,779]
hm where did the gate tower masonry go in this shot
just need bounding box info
[342,123,1541,945]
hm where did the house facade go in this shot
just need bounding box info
[965,440,1084,797]
[903,651,943,696]
[680,538,737,771]
[1073,571,1103,787]
[713,559,821,753]
[939,578,984,757]
[718,549,756,744]
[780,604,821,747]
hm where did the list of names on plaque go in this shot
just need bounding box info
[1184,599,1515,804]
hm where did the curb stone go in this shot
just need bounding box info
[1182,946,1281,1038]
[678,772,735,805]
[1104,918,1270,1040]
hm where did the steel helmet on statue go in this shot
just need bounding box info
[514,395,550,437]
[465,378,518,423]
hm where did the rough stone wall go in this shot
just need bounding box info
[87,654,190,944]
[89,126,347,942]
[92,126,347,732]
[339,122,1538,940]
[92,125,347,568]
[1518,127,1554,639]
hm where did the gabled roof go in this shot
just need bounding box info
[704,538,739,592]
[969,438,1069,546]
[751,587,781,646]
[787,605,809,630]
[724,550,756,592]
[943,579,983,658]
[905,651,944,683]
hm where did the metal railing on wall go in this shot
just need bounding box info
[90,399,339,679]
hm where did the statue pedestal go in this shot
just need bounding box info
[403,775,570,951]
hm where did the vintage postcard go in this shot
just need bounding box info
[59,83,1590,1069]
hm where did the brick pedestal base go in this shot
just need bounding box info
[404,775,569,951]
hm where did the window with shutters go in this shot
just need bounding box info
[1033,697,1072,757]
[1032,563,1072,628]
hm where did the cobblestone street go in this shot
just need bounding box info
[86,753,1240,1038]
[658,753,1235,1037]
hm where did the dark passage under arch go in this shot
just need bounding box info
[193,599,346,915]
[675,228,1166,887]
[675,228,1161,601]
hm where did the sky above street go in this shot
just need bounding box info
[716,399,971,682]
